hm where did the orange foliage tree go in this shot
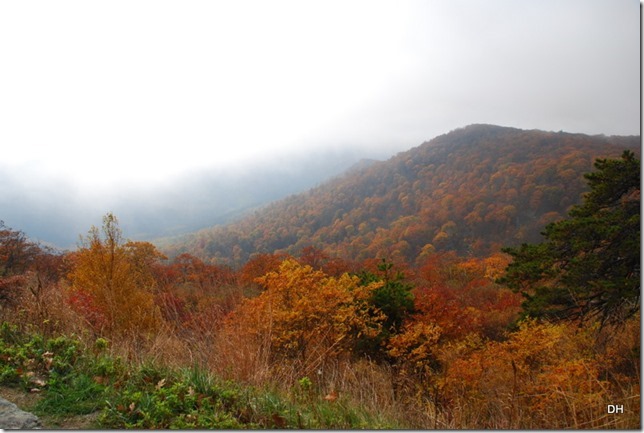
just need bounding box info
[238,252,288,288]
[225,259,385,376]
[67,213,161,336]
[414,252,521,341]
[439,318,638,428]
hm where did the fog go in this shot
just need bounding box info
[0,147,373,248]
[0,0,639,247]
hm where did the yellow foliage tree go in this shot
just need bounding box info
[439,318,632,429]
[68,213,161,336]
[226,259,385,372]
[388,321,442,376]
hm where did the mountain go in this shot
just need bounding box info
[161,124,640,266]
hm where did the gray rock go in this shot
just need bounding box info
[0,397,41,429]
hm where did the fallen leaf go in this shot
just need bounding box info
[93,375,106,385]
[271,413,287,428]
[30,377,47,387]
[156,378,166,390]
[324,390,338,402]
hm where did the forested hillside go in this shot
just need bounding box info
[165,124,639,265]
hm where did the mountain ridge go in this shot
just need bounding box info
[161,124,640,266]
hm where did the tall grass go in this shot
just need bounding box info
[2,280,640,429]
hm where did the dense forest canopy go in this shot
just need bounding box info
[164,124,640,266]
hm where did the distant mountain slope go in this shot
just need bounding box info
[0,147,366,249]
[164,124,640,266]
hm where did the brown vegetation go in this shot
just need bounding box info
[0,215,638,428]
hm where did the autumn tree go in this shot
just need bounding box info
[238,252,288,288]
[500,151,640,325]
[0,222,67,318]
[68,213,161,335]
[0,222,35,309]
[0,221,40,277]
[412,252,521,342]
[124,240,167,289]
[226,259,385,375]
[298,245,351,276]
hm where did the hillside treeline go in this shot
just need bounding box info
[165,124,640,266]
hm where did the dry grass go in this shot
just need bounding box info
[3,281,640,430]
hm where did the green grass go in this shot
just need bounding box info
[34,373,106,416]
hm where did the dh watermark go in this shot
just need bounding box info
[607,404,624,414]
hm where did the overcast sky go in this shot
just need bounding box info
[0,0,640,192]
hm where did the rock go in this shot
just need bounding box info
[0,397,41,429]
